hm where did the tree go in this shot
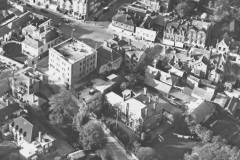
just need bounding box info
[72,107,90,131]
[175,0,196,18]
[48,89,81,125]
[136,147,159,160]
[79,120,106,151]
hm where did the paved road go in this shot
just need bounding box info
[24,5,113,46]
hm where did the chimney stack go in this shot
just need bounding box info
[38,131,42,142]
[143,87,147,95]
[153,103,156,110]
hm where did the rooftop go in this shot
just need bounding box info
[97,45,122,67]
[54,39,95,63]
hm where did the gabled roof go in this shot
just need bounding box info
[0,25,11,37]
[152,15,165,26]
[11,116,39,143]
[112,13,135,27]
[191,101,218,124]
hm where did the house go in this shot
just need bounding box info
[208,68,222,83]
[216,38,230,55]
[21,13,60,59]
[144,66,172,97]
[186,20,211,48]
[163,20,187,48]
[75,87,102,113]
[186,75,200,88]
[111,13,135,36]
[124,48,146,71]
[228,52,240,65]
[48,38,97,88]
[189,47,210,58]
[105,91,147,131]
[189,56,209,78]
[10,67,42,103]
[225,97,240,118]
[0,102,23,125]
[97,41,122,74]
[134,15,159,42]
[9,116,55,160]
[191,86,215,101]
[58,0,102,20]
[190,101,218,124]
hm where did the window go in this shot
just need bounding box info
[23,132,27,137]
[19,128,23,133]
[15,125,19,130]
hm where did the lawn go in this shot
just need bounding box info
[150,132,199,160]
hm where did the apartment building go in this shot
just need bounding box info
[49,38,97,87]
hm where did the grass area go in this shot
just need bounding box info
[151,132,199,160]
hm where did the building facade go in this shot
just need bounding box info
[49,38,97,87]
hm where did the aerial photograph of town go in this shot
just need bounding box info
[0,0,240,159]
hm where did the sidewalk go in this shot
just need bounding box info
[101,122,139,160]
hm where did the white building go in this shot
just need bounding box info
[21,14,60,59]
[105,91,146,131]
[135,27,157,42]
[48,38,97,87]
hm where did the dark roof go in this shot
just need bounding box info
[0,0,8,10]
[12,12,32,30]
[226,97,240,114]
[11,116,39,143]
[152,15,165,26]
[45,29,59,43]
[191,101,217,124]
[97,46,122,67]
[112,13,135,27]
[0,25,11,37]
[0,103,21,123]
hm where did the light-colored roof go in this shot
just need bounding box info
[123,98,146,120]
[91,78,115,94]
[191,86,215,101]
[54,39,96,63]
[105,92,123,106]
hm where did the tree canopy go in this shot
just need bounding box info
[136,147,160,160]
[79,120,106,151]
[48,89,81,125]
[175,0,197,18]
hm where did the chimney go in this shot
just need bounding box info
[153,103,156,110]
[38,131,42,142]
[143,87,147,95]
[6,99,9,106]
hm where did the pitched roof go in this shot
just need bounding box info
[152,15,165,26]
[226,97,240,114]
[0,25,11,37]
[0,103,21,123]
[191,101,217,124]
[11,116,39,143]
[112,13,135,27]
[191,86,215,101]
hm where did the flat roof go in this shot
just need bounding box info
[54,39,95,63]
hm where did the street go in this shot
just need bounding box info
[24,5,113,46]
